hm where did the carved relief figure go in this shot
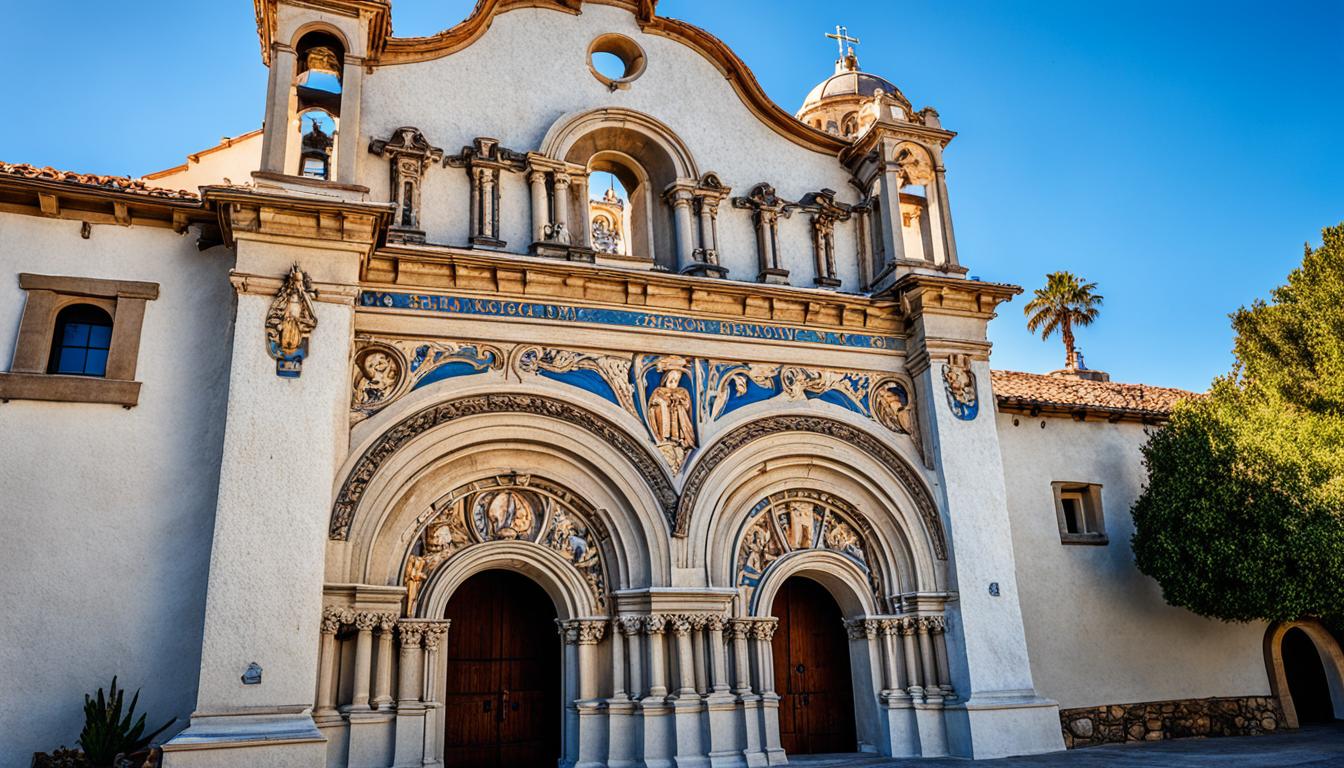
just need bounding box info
[895,144,935,188]
[264,265,318,378]
[872,380,921,449]
[353,348,402,408]
[482,489,536,540]
[942,353,979,420]
[780,501,820,549]
[824,518,866,564]
[647,356,695,471]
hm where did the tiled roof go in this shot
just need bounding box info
[991,369,1195,418]
[0,163,198,200]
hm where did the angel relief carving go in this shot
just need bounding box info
[400,475,609,616]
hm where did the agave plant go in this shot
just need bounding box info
[77,677,174,767]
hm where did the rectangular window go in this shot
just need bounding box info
[1052,482,1107,544]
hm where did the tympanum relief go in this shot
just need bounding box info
[735,489,883,611]
[401,474,609,616]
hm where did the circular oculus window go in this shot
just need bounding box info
[588,33,646,90]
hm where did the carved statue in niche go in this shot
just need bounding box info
[647,356,695,472]
[942,353,979,420]
[264,265,318,378]
[895,144,935,188]
[352,347,402,408]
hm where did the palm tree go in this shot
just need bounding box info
[1023,272,1103,370]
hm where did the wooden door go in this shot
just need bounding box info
[442,570,560,768]
[771,577,858,754]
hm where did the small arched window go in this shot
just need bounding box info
[48,304,113,377]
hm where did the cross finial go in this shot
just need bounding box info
[825,25,860,59]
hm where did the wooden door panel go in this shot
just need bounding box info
[442,570,560,768]
[770,577,858,755]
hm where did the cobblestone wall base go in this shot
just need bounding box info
[1060,696,1286,748]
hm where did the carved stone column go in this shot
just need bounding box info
[552,173,572,241]
[690,614,709,695]
[706,615,730,695]
[610,617,627,700]
[801,189,849,288]
[619,616,644,699]
[929,615,953,693]
[666,184,697,271]
[314,607,348,719]
[899,617,923,697]
[685,177,730,278]
[916,617,938,698]
[420,621,449,702]
[446,137,524,249]
[528,170,549,243]
[347,612,377,711]
[749,620,779,696]
[878,618,906,693]
[671,615,697,698]
[396,621,426,704]
[371,615,396,709]
[334,55,364,186]
[727,620,753,695]
[644,614,669,700]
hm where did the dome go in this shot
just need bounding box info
[801,69,901,110]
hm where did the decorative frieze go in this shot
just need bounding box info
[350,337,504,422]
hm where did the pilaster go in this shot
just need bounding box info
[894,274,1064,759]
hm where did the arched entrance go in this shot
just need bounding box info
[441,570,561,768]
[1283,627,1336,724]
[1264,619,1344,728]
[771,576,858,754]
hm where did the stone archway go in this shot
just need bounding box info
[1265,619,1344,728]
[771,575,860,755]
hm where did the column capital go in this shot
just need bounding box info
[844,618,881,640]
[320,605,353,634]
[749,618,779,642]
[396,620,426,648]
[557,618,607,645]
[420,620,450,650]
[644,613,668,635]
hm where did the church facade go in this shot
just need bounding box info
[0,2,1325,767]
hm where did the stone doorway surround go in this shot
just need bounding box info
[1264,619,1344,728]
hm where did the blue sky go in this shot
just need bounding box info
[3,1,1339,391]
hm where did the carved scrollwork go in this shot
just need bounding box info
[350,337,504,423]
[511,345,638,418]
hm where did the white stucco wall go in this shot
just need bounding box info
[356,5,871,290]
[144,131,263,193]
[997,411,1270,710]
[0,214,236,765]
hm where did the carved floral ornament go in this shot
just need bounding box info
[400,474,611,617]
[351,339,924,469]
[735,489,884,611]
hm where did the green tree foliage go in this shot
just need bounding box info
[1132,224,1344,623]
[1023,271,1103,370]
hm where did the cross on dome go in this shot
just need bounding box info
[825,25,860,70]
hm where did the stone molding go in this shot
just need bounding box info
[329,392,676,539]
[676,414,945,557]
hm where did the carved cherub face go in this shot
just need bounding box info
[361,351,397,386]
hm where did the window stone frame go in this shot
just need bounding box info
[0,273,159,407]
[1051,481,1108,545]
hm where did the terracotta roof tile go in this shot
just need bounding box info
[0,162,198,200]
[991,369,1196,418]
